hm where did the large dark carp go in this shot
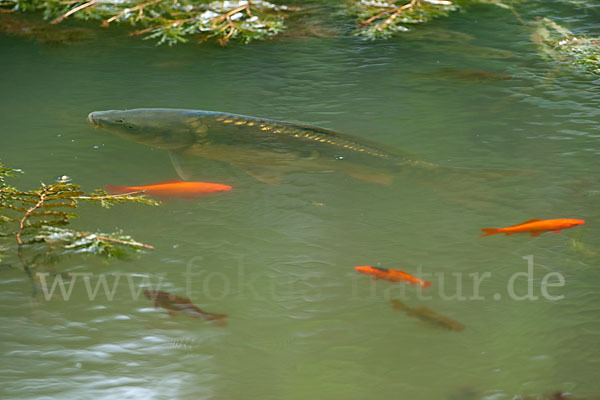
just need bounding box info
[87,108,483,184]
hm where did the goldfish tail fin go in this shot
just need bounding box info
[104,185,146,196]
[479,228,501,237]
[422,280,432,290]
[104,185,132,195]
[208,314,228,327]
[211,319,227,327]
[210,315,228,327]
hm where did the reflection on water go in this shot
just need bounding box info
[1,2,600,399]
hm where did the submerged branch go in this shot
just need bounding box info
[349,0,458,38]
[50,0,97,24]
[16,189,49,245]
[530,17,600,75]
[358,0,418,27]
[1,162,159,265]
[101,0,162,27]
[75,190,146,200]
[7,0,298,45]
[66,229,155,250]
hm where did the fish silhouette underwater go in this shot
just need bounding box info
[89,108,525,185]
[144,290,227,326]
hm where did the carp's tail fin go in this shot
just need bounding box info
[479,228,502,237]
[396,159,535,180]
[458,167,536,180]
[421,280,433,289]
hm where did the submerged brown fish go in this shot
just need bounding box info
[421,68,512,83]
[391,299,464,331]
[144,289,227,326]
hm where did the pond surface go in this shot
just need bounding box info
[1,2,599,399]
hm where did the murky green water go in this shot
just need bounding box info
[1,3,600,399]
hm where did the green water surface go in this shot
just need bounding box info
[1,3,599,400]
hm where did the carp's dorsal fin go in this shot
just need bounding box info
[280,121,345,137]
[169,151,194,181]
[280,121,414,158]
[242,166,284,185]
[516,219,542,226]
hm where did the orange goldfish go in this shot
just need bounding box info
[105,179,232,200]
[480,218,584,238]
[144,290,227,326]
[354,266,432,289]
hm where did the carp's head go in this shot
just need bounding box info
[88,108,200,151]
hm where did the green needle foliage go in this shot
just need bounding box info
[0,0,598,77]
[0,0,298,45]
[0,162,159,265]
[348,0,458,39]
[531,17,600,76]
[0,0,503,44]
[33,226,152,258]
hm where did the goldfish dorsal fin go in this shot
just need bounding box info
[372,266,389,273]
[517,218,542,225]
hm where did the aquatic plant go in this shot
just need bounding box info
[0,162,159,266]
[1,0,597,54]
[348,0,459,39]
[0,0,299,45]
[0,0,521,45]
[0,13,95,45]
[530,17,600,75]
[346,0,522,39]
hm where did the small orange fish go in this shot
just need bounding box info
[354,266,432,289]
[105,179,232,200]
[480,218,585,238]
[144,290,227,326]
